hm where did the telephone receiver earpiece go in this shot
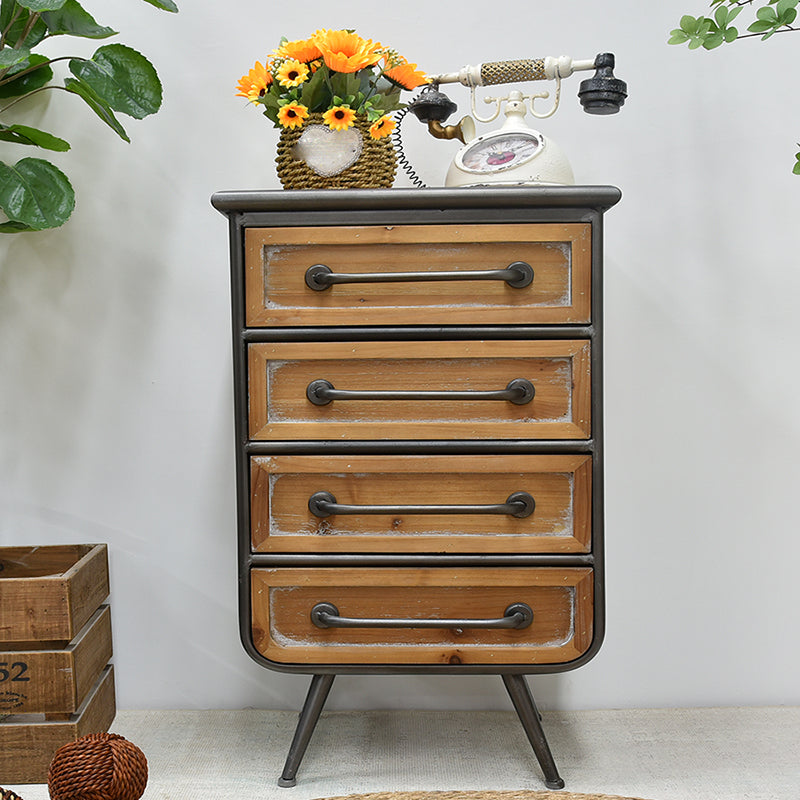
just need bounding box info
[578,53,628,115]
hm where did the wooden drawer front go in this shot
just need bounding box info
[248,340,591,441]
[244,223,591,327]
[250,455,591,554]
[251,567,594,666]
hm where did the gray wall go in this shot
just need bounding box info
[2,0,798,711]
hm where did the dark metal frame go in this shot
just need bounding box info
[211,185,621,789]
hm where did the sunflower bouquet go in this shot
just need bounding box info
[236,29,427,140]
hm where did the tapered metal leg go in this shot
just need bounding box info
[278,674,336,787]
[502,674,565,790]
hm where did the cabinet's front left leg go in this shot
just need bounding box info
[502,673,565,790]
[278,673,336,787]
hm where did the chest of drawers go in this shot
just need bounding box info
[212,186,620,788]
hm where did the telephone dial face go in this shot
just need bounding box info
[456,130,545,174]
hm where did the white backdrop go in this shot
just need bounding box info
[1,0,798,713]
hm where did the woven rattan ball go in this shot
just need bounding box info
[1,788,24,800]
[48,733,147,800]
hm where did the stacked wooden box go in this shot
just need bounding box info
[0,544,116,784]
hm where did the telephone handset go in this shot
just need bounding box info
[400,53,627,187]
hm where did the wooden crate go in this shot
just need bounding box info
[0,606,113,716]
[0,544,109,644]
[0,544,115,783]
[0,666,116,784]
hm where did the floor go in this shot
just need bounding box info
[5,707,798,800]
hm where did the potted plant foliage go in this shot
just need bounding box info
[0,0,178,233]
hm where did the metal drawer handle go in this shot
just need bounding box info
[311,601,534,630]
[306,378,535,406]
[308,490,536,519]
[305,261,534,290]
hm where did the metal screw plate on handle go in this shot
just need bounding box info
[304,261,534,291]
[310,602,534,630]
[307,490,535,519]
[306,378,535,407]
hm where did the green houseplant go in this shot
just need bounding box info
[0,0,178,233]
[669,0,800,173]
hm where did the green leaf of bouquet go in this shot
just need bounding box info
[16,0,67,10]
[329,71,362,101]
[140,0,179,11]
[63,76,130,141]
[0,54,53,99]
[755,5,778,21]
[0,0,48,47]
[0,123,70,151]
[299,67,328,111]
[0,47,32,68]
[724,26,739,42]
[680,14,699,33]
[703,31,725,49]
[0,157,75,231]
[261,106,279,126]
[41,0,117,38]
[69,43,162,120]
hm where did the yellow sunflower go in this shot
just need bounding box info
[274,36,322,63]
[368,115,396,139]
[384,60,427,90]
[313,29,383,73]
[276,59,309,88]
[323,105,357,131]
[277,101,310,129]
[235,61,272,102]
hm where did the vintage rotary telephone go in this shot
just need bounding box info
[398,52,627,187]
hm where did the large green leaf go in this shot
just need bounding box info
[0,0,48,47]
[41,0,117,38]
[0,123,70,151]
[15,0,67,10]
[0,157,75,231]
[69,44,162,119]
[0,54,54,99]
[0,47,32,68]
[141,0,178,11]
[63,76,130,141]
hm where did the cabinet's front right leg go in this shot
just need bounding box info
[502,673,565,790]
[278,673,336,787]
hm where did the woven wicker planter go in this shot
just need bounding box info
[276,113,396,190]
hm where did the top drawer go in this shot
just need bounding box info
[244,223,592,327]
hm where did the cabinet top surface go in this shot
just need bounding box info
[210,185,622,216]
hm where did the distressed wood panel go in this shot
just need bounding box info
[244,223,591,326]
[250,454,591,553]
[0,545,109,644]
[248,340,591,441]
[0,606,112,715]
[251,567,594,666]
[0,665,115,783]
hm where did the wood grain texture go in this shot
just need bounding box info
[0,606,112,715]
[0,665,115,783]
[248,340,591,441]
[244,223,592,326]
[0,545,109,644]
[250,454,591,554]
[251,568,593,666]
